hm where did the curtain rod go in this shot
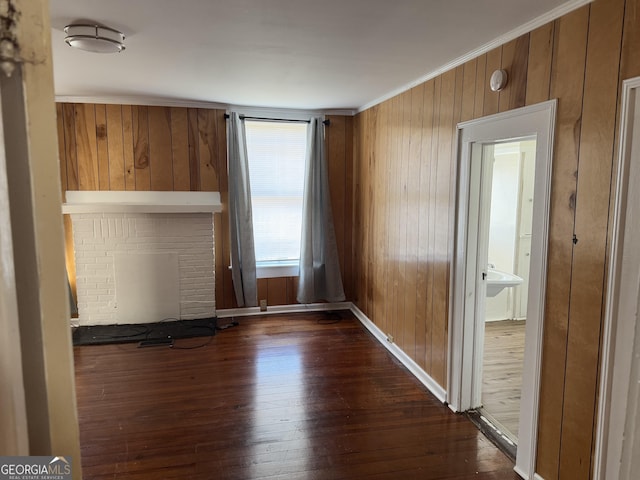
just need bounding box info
[224,113,330,126]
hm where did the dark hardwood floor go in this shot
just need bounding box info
[74,311,519,479]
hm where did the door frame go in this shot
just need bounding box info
[448,100,557,479]
[593,76,640,480]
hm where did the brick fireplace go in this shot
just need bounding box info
[63,191,222,326]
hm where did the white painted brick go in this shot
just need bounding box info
[72,222,94,233]
[76,257,97,264]
[82,237,106,245]
[71,211,215,326]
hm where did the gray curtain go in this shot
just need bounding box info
[297,117,345,303]
[228,112,257,307]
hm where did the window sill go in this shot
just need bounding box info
[229,261,299,279]
[257,261,299,279]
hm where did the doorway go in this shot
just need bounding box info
[449,100,556,478]
[479,139,536,446]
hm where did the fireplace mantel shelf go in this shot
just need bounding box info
[62,191,222,214]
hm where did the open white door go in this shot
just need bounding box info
[449,100,556,479]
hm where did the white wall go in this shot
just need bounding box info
[485,140,535,321]
[486,145,519,321]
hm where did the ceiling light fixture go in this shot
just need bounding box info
[64,24,126,54]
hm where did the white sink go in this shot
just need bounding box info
[486,268,523,297]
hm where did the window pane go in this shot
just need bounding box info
[245,120,307,263]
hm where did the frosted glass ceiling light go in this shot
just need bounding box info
[64,24,125,54]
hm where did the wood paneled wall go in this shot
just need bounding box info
[56,105,354,310]
[352,0,639,478]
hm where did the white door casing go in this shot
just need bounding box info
[449,100,556,479]
[594,76,640,480]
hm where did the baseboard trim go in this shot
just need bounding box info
[216,302,352,318]
[511,467,543,480]
[349,304,447,404]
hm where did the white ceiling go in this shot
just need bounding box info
[49,0,586,112]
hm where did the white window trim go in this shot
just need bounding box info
[229,261,299,279]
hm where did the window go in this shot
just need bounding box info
[244,120,307,269]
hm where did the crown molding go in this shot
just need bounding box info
[55,95,356,117]
[55,95,230,110]
[357,0,594,113]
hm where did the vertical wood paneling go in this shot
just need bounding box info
[187,109,201,191]
[526,23,555,105]
[498,39,517,113]
[372,103,388,333]
[396,91,412,349]
[427,76,442,373]
[499,35,530,111]
[62,104,78,191]
[403,85,424,358]
[95,105,110,190]
[416,80,436,372]
[368,106,379,323]
[460,59,477,122]
[171,108,190,191]
[358,108,370,316]
[380,101,393,332]
[106,105,125,191]
[132,106,151,191]
[75,104,99,190]
[352,113,363,305]
[197,110,218,191]
[560,1,624,478]
[536,7,590,478]
[121,105,136,191]
[389,95,404,342]
[474,54,487,118]
[148,107,174,191]
[286,277,298,304]
[266,278,287,306]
